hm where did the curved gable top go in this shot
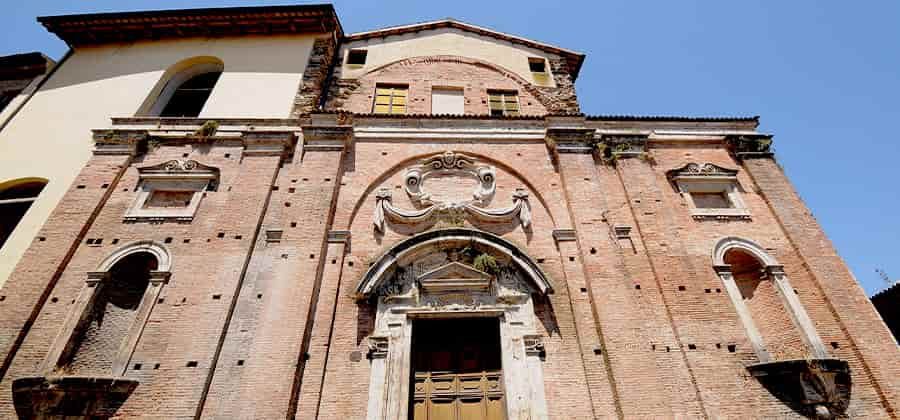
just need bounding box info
[356,228,554,300]
[346,18,585,80]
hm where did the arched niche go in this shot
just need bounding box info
[358,228,551,420]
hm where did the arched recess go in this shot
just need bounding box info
[711,237,828,363]
[357,228,551,420]
[137,56,224,117]
[41,241,172,377]
[0,177,48,249]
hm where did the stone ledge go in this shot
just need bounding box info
[747,358,850,419]
[12,375,139,419]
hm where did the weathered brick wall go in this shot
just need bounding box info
[325,56,549,116]
[291,37,337,117]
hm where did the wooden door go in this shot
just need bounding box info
[410,318,506,420]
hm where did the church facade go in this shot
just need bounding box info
[0,4,897,419]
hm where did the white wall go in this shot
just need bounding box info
[0,33,323,286]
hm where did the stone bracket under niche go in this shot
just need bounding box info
[747,358,850,419]
[12,376,139,419]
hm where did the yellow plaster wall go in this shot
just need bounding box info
[0,34,322,286]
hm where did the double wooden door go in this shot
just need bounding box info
[410,318,506,420]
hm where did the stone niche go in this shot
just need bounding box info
[12,376,138,419]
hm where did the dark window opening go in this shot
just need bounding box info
[0,180,47,249]
[528,57,546,73]
[160,71,221,117]
[348,49,368,65]
[0,89,23,112]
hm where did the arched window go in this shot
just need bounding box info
[0,178,47,249]
[143,58,224,118]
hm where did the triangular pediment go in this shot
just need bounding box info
[417,261,491,293]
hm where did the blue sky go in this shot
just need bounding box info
[2,1,898,295]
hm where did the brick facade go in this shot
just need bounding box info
[0,7,897,420]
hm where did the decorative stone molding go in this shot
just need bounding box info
[726,134,774,160]
[546,126,595,154]
[417,262,492,293]
[241,130,295,157]
[367,336,389,360]
[552,228,577,242]
[373,152,532,233]
[613,225,631,239]
[124,159,220,222]
[668,162,750,220]
[301,116,353,152]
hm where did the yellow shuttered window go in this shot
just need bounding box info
[373,85,408,114]
[487,90,519,116]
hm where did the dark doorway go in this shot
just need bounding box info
[410,317,506,420]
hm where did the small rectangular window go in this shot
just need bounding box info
[347,49,368,66]
[431,87,464,115]
[691,192,733,209]
[487,90,519,116]
[373,85,408,115]
[528,57,547,73]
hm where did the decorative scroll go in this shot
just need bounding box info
[373,188,531,233]
[405,151,495,206]
[667,162,738,180]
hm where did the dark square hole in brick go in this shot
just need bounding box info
[324,178,331,182]
[182,153,189,158]
[133,363,142,370]
[634,284,641,290]
[272,186,279,191]
[715,343,722,349]
[158,298,165,304]
[716,288,722,293]
[237,359,245,366]
[291,179,298,183]
[164,237,173,243]
[348,261,354,267]
[590,247,597,255]
[831,342,840,349]
[234,235,242,240]
[38,237,46,242]
[309,254,315,259]
[153,363,160,370]
[580,287,588,293]
[688,344,697,350]
[537,258,545,263]
[794,288,799,294]
[0,296,5,302]
[665,346,670,352]
[186,361,198,367]
[568,256,575,262]
[285,202,291,207]
[217,232,225,238]
[101,183,109,189]
[290,222,297,228]
[76,185,86,189]
[381,151,388,156]
[50,297,58,303]
[224,153,231,158]
[95,238,103,245]
[593,348,602,355]
[704,288,711,293]
[727,344,736,353]
[281,254,289,259]
[86,238,94,245]
[257,294,263,299]
[302,178,309,182]
[111,238,119,244]
[331,259,337,264]
[678,285,686,291]
[651,344,656,351]
[183,238,191,243]
[288,187,296,193]
[212,294,222,300]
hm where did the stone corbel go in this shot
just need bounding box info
[726,134,774,160]
[301,113,353,152]
[92,129,148,156]
[596,134,650,162]
[552,228,577,243]
[373,188,531,233]
[241,130,296,157]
